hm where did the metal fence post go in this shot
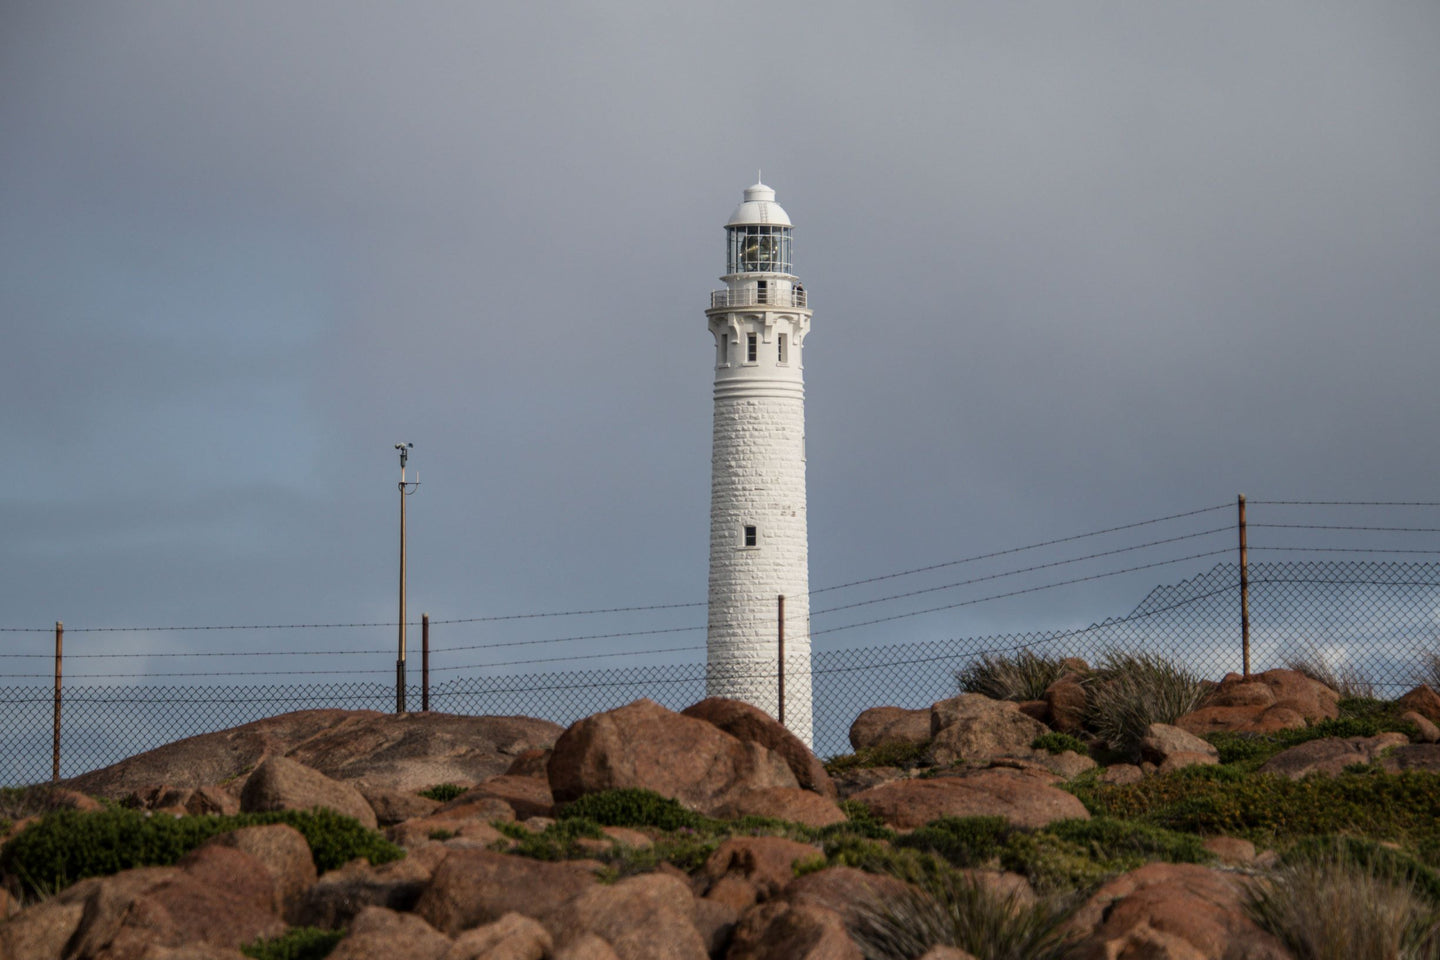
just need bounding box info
[777,595,785,726]
[1238,494,1251,677]
[422,613,430,712]
[53,620,63,782]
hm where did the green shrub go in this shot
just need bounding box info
[848,874,1075,960]
[1032,732,1090,756]
[825,740,933,774]
[894,816,1012,869]
[1084,650,1206,759]
[507,817,607,861]
[956,651,1070,702]
[0,806,402,897]
[557,788,704,831]
[418,783,468,802]
[1206,715,1413,771]
[1247,841,1440,960]
[241,927,345,960]
[820,800,894,841]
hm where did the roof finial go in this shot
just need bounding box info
[757,168,762,185]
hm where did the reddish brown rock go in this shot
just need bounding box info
[830,766,908,800]
[358,784,442,825]
[691,896,739,957]
[1380,743,1440,773]
[290,845,444,928]
[1065,862,1289,960]
[545,872,707,960]
[1042,677,1089,736]
[240,755,378,829]
[784,866,914,929]
[556,933,622,960]
[710,787,847,827]
[328,905,451,960]
[414,849,597,936]
[848,706,931,750]
[63,709,563,800]
[725,900,862,960]
[138,945,253,959]
[546,699,798,813]
[464,774,555,819]
[1257,733,1409,779]
[1398,685,1440,724]
[850,767,1090,830]
[1401,711,1440,743]
[201,824,317,914]
[389,815,508,850]
[683,697,836,798]
[699,837,823,903]
[447,911,552,960]
[1177,703,1307,737]
[506,748,553,778]
[186,785,239,816]
[1017,700,1050,724]
[1098,764,1144,785]
[1138,723,1219,766]
[928,695,1050,765]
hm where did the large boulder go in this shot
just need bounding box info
[413,849,597,936]
[1064,863,1289,960]
[63,709,564,799]
[709,787,847,828]
[849,767,1090,830]
[1379,743,1440,773]
[1397,685,1440,724]
[725,900,862,960]
[327,906,452,960]
[1256,733,1409,779]
[1042,676,1089,736]
[928,695,1050,766]
[200,824,317,915]
[682,697,836,798]
[448,912,553,960]
[239,755,378,829]
[1177,669,1339,737]
[1138,723,1220,773]
[462,774,555,819]
[546,699,798,813]
[848,706,931,750]
[698,837,824,906]
[544,872,708,960]
[290,845,447,928]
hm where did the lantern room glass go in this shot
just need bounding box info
[727,225,793,275]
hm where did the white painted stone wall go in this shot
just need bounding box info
[705,224,814,746]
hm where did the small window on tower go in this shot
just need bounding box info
[746,332,757,363]
[778,333,788,364]
[719,333,729,365]
[743,525,757,547]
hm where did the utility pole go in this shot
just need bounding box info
[395,443,420,713]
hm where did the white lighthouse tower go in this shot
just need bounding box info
[705,180,814,747]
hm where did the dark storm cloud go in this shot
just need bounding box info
[2,2,1437,667]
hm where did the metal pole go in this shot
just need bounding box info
[397,473,407,714]
[1238,493,1251,678]
[777,595,785,726]
[422,612,430,712]
[52,620,62,782]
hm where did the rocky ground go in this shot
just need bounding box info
[4,666,1440,959]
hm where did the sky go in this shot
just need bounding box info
[3,2,1439,688]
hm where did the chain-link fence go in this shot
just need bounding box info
[4,557,1439,785]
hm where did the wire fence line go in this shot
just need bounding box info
[2,500,1439,784]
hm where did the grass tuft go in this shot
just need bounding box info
[1084,650,1206,759]
[1285,646,1376,699]
[417,783,468,803]
[956,650,1070,703]
[825,740,933,775]
[241,927,345,960]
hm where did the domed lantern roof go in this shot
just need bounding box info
[727,182,792,228]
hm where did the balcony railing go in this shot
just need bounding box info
[710,288,808,309]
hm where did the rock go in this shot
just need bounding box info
[830,766,908,800]
[1157,751,1219,774]
[137,945,253,960]
[1256,733,1409,779]
[725,900,862,960]
[710,787,848,827]
[428,791,518,823]
[928,695,1050,766]
[1065,862,1289,960]
[202,824,317,914]
[329,906,452,960]
[414,849,596,937]
[691,896,738,957]
[290,845,445,928]
[682,697,837,798]
[389,816,509,850]
[63,709,564,800]
[463,774,554,819]
[506,748,553,778]
[850,767,1090,830]
[918,949,979,960]
[545,872,707,960]
[447,912,552,960]
[1401,711,1440,742]
[1380,744,1440,773]
[359,784,442,825]
[848,706,931,750]
[1031,750,1097,780]
[699,837,823,904]
[1043,677,1089,736]
[1017,700,1050,724]
[1177,669,1339,737]
[1138,724,1219,766]
[1202,837,1256,865]
[784,867,914,929]
[186,785,239,816]
[546,699,798,814]
[1098,764,1144,785]
[556,933,622,960]
[1398,685,1440,724]
[240,755,378,829]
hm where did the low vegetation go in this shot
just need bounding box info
[417,783,468,803]
[955,650,1069,702]
[240,927,345,960]
[824,740,933,775]
[0,806,402,898]
[1031,732,1090,756]
[1083,650,1207,759]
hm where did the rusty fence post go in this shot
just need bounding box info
[422,613,430,712]
[1238,494,1251,677]
[53,620,63,782]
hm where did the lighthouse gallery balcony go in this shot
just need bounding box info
[710,287,807,309]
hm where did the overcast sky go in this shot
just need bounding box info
[3,3,1438,683]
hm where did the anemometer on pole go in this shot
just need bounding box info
[395,443,419,713]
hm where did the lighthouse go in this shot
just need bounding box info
[705,181,814,747]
